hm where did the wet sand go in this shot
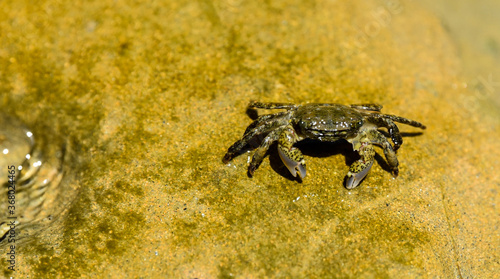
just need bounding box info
[0,0,498,277]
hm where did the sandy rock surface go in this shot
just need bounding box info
[0,0,498,277]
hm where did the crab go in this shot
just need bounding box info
[222,101,426,189]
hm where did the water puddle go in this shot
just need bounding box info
[0,114,67,245]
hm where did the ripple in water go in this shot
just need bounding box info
[0,114,66,245]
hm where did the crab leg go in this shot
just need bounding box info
[346,129,399,189]
[365,114,404,150]
[350,103,383,111]
[243,111,289,135]
[277,124,306,179]
[223,115,286,163]
[364,113,426,150]
[383,119,403,150]
[367,129,399,176]
[383,114,427,129]
[248,101,298,110]
[248,128,283,176]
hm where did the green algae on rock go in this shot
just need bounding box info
[0,0,498,278]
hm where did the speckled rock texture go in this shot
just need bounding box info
[0,0,498,277]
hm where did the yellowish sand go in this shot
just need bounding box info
[0,0,498,277]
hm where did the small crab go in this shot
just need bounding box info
[223,101,426,189]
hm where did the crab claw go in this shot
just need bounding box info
[278,147,306,179]
[345,160,373,189]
